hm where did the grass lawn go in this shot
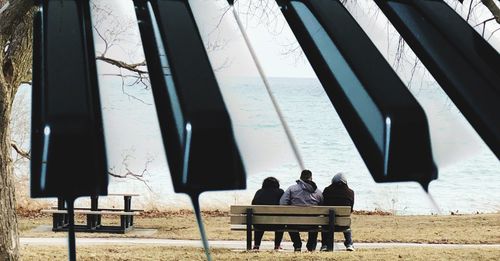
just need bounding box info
[20,245,500,261]
[18,211,500,244]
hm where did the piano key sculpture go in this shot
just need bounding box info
[30,0,499,259]
[31,1,108,260]
[133,0,246,259]
[133,0,246,194]
[276,0,438,189]
[375,0,500,159]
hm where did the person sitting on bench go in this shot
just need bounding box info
[251,177,285,251]
[280,170,323,252]
[320,172,355,251]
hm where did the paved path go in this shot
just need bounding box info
[20,238,500,251]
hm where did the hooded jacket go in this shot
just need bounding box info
[252,188,284,205]
[279,179,323,206]
[322,183,354,212]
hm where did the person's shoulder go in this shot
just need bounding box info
[347,187,354,196]
[269,188,284,195]
[252,189,263,199]
[322,185,334,195]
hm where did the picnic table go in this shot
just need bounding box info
[42,193,142,233]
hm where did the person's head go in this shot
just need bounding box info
[300,169,313,181]
[262,177,280,189]
[332,172,347,185]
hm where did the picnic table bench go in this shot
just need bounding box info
[42,193,142,233]
[230,205,352,250]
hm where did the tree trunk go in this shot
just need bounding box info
[0,1,35,260]
[0,89,18,261]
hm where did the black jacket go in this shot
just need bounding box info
[322,183,354,211]
[252,188,284,205]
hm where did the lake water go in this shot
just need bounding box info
[14,75,499,215]
[87,76,499,215]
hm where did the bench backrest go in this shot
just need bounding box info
[230,205,351,227]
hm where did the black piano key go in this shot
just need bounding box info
[31,0,108,198]
[277,0,437,187]
[133,0,246,194]
[374,0,500,159]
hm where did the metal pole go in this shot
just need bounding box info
[66,198,76,261]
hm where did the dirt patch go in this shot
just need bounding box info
[20,245,500,261]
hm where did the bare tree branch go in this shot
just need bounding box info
[10,141,30,160]
[466,0,475,21]
[95,55,147,74]
[487,27,500,40]
[474,17,496,27]
[481,0,500,24]
[108,155,153,191]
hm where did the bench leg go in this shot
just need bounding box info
[331,231,335,251]
[52,214,59,230]
[86,214,100,230]
[329,209,335,251]
[89,196,100,229]
[246,209,253,250]
[53,213,67,230]
[120,216,126,232]
[56,197,69,228]
[63,214,69,226]
[86,214,92,229]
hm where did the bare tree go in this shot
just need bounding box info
[0,1,149,259]
[0,1,35,259]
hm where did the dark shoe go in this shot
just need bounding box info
[274,246,284,252]
[320,245,333,252]
[306,245,317,252]
[252,246,259,251]
[294,248,301,252]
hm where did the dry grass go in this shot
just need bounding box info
[20,245,500,261]
[18,211,500,244]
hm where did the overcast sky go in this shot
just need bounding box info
[92,0,500,79]
[90,0,500,167]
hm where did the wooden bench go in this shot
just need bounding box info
[230,205,352,250]
[43,194,142,233]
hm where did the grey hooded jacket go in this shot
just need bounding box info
[279,180,323,206]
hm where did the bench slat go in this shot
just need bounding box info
[107,193,140,197]
[230,225,349,232]
[50,207,144,212]
[230,215,351,226]
[42,209,139,216]
[230,205,351,216]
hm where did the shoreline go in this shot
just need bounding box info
[16,206,499,218]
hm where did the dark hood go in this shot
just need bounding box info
[297,179,317,192]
